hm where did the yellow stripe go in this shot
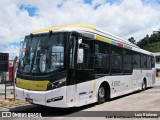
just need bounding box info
[96,35,105,41]
[16,78,49,91]
[96,35,112,44]
[94,81,96,91]
[32,24,96,34]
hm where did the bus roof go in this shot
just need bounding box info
[31,24,154,56]
[32,24,135,47]
[32,24,96,34]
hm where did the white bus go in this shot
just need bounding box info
[15,24,156,107]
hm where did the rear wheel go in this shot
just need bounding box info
[98,85,106,104]
[142,80,147,90]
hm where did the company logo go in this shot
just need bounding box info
[1,112,42,117]
[2,112,11,117]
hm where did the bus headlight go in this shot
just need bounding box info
[47,79,66,90]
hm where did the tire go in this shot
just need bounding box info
[98,84,106,104]
[142,80,146,91]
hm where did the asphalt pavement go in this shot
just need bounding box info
[0,78,160,120]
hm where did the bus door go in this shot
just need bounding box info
[132,52,142,90]
[141,55,151,88]
[76,70,95,106]
[151,57,156,85]
[66,34,77,107]
[132,69,142,90]
[76,39,95,106]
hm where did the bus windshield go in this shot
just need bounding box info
[18,32,65,74]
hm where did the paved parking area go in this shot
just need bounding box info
[0,84,14,98]
[1,78,160,120]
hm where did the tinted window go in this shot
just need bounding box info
[133,52,141,69]
[123,49,132,73]
[147,56,151,69]
[141,54,147,68]
[110,45,122,74]
[151,56,155,68]
[83,40,93,69]
[156,56,160,63]
[94,41,110,74]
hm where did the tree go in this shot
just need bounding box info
[136,28,160,52]
[128,37,136,44]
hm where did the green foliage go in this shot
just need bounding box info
[137,31,160,52]
[142,42,160,52]
[128,37,136,44]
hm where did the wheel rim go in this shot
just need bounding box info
[99,86,105,99]
[142,82,146,90]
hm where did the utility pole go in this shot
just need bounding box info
[0,53,9,100]
[13,56,18,101]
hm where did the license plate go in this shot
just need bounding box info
[26,98,33,103]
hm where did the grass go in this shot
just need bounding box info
[0,98,27,107]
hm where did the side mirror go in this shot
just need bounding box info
[77,49,84,63]
[78,38,89,49]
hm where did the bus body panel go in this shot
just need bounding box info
[16,86,69,107]
[15,87,46,106]
[16,24,156,108]
[45,86,68,108]
[132,69,143,91]
[76,80,97,106]
[152,68,156,85]
[15,67,155,108]
[15,87,25,101]
[66,84,77,107]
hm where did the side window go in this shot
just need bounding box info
[110,45,122,74]
[151,56,155,68]
[123,49,132,74]
[156,56,160,63]
[133,52,140,69]
[83,40,93,69]
[147,56,151,69]
[141,54,147,68]
[94,41,110,74]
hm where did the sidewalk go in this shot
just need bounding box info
[0,84,28,109]
[156,77,160,80]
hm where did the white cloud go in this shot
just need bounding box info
[0,0,160,56]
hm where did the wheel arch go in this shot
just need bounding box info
[98,81,111,101]
[143,77,147,87]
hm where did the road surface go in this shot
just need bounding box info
[1,78,160,120]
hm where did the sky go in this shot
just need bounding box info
[0,0,160,56]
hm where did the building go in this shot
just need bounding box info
[0,53,17,83]
[154,52,160,69]
[154,52,160,77]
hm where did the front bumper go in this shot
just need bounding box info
[15,86,68,108]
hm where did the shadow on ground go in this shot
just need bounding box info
[9,103,96,117]
[9,87,154,117]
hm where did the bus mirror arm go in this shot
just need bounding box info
[79,43,89,49]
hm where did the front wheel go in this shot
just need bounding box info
[98,85,106,104]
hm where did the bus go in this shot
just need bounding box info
[15,24,156,107]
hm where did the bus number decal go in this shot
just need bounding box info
[112,81,120,87]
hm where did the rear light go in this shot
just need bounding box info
[156,72,158,77]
